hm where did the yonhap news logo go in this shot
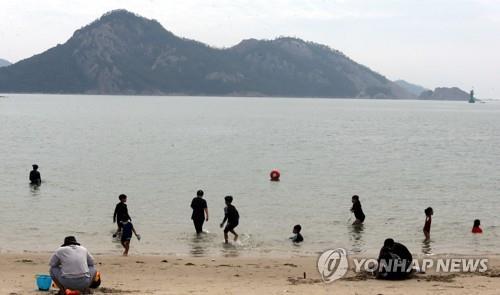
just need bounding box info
[317,248,349,283]
[317,248,489,284]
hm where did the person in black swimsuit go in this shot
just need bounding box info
[191,190,209,234]
[113,194,131,237]
[29,164,41,185]
[220,196,239,244]
[290,224,304,243]
[351,195,365,225]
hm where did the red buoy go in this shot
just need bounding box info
[270,169,280,181]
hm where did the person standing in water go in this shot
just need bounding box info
[423,207,433,240]
[350,195,365,225]
[29,164,41,185]
[113,194,131,238]
[472,219,483,234]
[120,220,140,256]
[191,190,209,234]
[220,196,239,243]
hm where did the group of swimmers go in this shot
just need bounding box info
[29,164,483,256]
[353,195,483,240]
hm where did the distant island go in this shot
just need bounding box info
[419,87,470,101]
[0,58,11,67]
[0,10,471,100]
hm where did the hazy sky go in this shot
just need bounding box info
[1,0,499,98]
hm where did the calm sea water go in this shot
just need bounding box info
[1,94,499,257]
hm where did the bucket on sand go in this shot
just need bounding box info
[35,274,52,291]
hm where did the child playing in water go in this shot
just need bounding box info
[220,196,239,244]
[290,224,303,243]
[423,207,433,240]
[113,194,131,238]
[351,195,365,225]
[472,219,483,234]
[120,220,140,256]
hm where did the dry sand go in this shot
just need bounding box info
[2,253,500,294]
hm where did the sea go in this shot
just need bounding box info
[1,94,499,258]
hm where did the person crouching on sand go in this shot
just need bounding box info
[49,236,101,294]
[120,220,140,256]
[423,207,433,240]
[472,219,483,234]
[351,195,365,225]
[220,195,239,244]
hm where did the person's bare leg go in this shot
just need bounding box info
[424,231,430,241]
[121,240,130,256]
[230,230,238,242]
[224,232,229,244]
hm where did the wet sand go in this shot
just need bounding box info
[2,253,500,294]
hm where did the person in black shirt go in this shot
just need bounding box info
[120,220,140,256]
[29,164,41,185]
[351,195,365,225]
[290,224,304,243]
[220,195,239,244]
[191,190,209,234]
[113,194,131,238]
[377,238,413,280]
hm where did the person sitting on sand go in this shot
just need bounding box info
[290,224,303,243]
[191,189,209,234]
[49,236,100,294]
[350,195,365,225]
[29,164,41,185]
[120,220,141,256]
[113,194,131,238]
[472,219,483,234]
[423,207,433,240]
[377,238,413,280]
[220,195,239,244]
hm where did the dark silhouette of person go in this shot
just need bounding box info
[191,190,208,234]
[377,238,413,280]
[29,164,41,185]
[113,194,131,237]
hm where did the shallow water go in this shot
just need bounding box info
[0,94,499,257]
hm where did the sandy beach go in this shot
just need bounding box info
[2,253,500,294]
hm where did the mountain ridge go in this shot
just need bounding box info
[0,9,413,98]
[0,58,11,67]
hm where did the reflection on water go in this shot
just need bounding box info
[29,183,40,195]
[349,224,365,254]
[422,239,433,255]
[189,233,211,257]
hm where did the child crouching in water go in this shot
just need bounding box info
[290,224,303,243]
[472,219,483,234]
[120,220,140,256]
[351,195,365,225]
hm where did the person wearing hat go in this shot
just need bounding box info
[29,164,41,185]
[49,236,99,294]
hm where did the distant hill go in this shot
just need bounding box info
[0,10,414,98]
[0,58,11,67]
[394,80,429,96]
[419,87,470,100]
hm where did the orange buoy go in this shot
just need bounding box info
[270,170,280,181]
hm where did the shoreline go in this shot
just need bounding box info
[2,253,500,294]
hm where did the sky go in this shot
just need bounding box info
[1,0,499,98]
